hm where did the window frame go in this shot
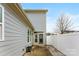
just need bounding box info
[0,5,4,41]
[35,34,38,42]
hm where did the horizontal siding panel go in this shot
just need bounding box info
[0,39,27,55]
[0,37,26,46]
[0,6,30,56]
[4,17,26,32]
[0,43,26,55]
[5,10,23,26]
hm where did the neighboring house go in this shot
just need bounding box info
[24,10,48,46]
[0,3,47,56]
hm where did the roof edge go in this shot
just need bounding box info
[24,9,48,12]
[3,3,35,31]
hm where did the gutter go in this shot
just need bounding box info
[3,3,35,31]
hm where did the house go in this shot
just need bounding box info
[0,3,34,56]
[0,3,47,56]
[24,10,48,46]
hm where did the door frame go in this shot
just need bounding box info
[34,33,44,45]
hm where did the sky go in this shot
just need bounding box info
[21,3,79,33]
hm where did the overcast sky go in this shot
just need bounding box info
[21,3,79,33]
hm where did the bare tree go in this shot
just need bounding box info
[56,14,72,34]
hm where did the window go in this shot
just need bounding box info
[30,30,32,41]
[39,34,43,44]
[30,30,31,41]
[0,5,4,41]
[0,7,2,22]
[27,30,29,42]
[35,34,37,42]
[27,29,32,42]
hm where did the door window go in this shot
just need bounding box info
[35,34,37,42]
[39,34,43,44]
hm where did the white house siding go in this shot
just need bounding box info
[25,12,46,32]
[25,12,47,45]
[47,33,79,56]
[0,5,30,56]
